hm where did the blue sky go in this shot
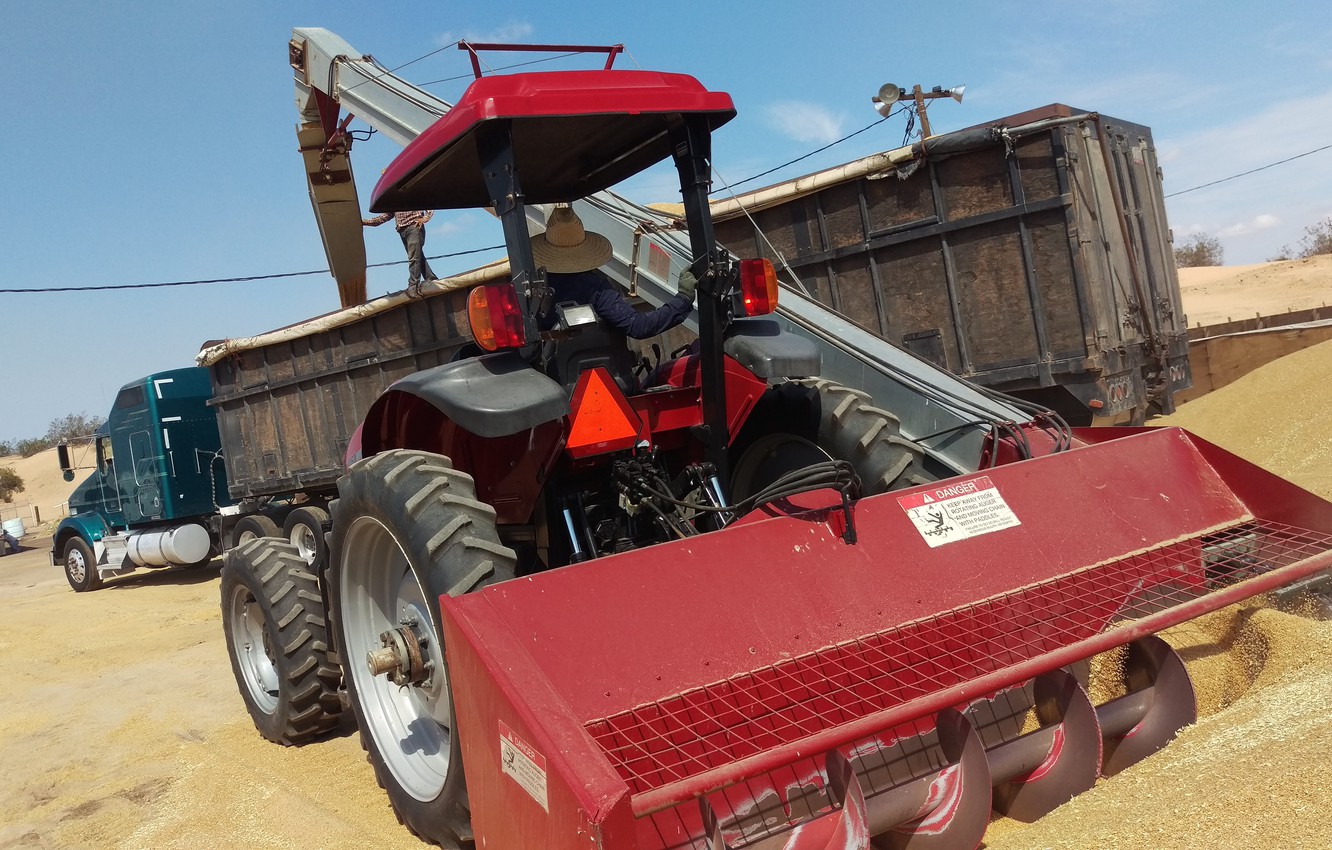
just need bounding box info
[2,0,1329,442]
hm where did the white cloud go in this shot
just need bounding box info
[763,102,844,145]
[1158,88,1332,263]
[1217,214,1281,238]
[429,217,470,237]
[438,22,535,48]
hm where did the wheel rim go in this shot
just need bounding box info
[227,582,280,713]
[731,432,833,504]
[66,548,87,584]
[290,523,319,565]
[340,515,452,802]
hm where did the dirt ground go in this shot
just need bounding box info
[3,260,1332,848]
[0,542,426,850]
[1177,253,1332,327]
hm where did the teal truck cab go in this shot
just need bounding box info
[52,367,238,591]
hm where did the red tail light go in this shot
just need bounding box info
[739,259,778,316]
[467,283,527,351]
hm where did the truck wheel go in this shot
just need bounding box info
[62,537,102,592]
[231,514,280,548]
[329,449,517,848]
[221,538,342,745]
[730,378,931,503]
[283,506,329,569]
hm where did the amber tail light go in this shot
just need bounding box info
[467,283,527,351]
[738,259,778,316]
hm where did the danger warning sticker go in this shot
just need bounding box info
[499,720,548,812]
[896,476,1020,547]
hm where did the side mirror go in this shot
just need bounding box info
[63,470,75,482]
[57,443,72,473]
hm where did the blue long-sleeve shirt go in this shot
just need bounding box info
[544,270,693,339]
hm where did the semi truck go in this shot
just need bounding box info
[51,366,334,591]
[197,29,1332,850]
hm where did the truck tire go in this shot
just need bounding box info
[329,449,517,849]
[283,505,329,569]
[221,537,342,745]
[730,378,932,502]
[62,537,103,592]
[230,514,280,549]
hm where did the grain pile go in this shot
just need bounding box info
[984,340,1332,849]
[1153,337,1332,499]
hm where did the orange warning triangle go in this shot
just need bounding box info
[566,367,644,458]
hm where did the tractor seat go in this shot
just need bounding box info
[546,321,640,396]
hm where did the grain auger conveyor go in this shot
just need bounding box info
[441,425,1332,849]
[267,29,1332,850]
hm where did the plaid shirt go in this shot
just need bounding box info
[364,210,433,231]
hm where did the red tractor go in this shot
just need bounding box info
[330,53,937,846]
[223,37,1332,850]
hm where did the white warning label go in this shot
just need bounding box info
[499,720,548,812]
[896,476,1020,548]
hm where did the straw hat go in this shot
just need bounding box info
[530,206,613,273]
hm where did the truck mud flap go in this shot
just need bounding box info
[439,426,1332,849]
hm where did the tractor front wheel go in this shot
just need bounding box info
[329,449,516,848]
[220,538,342,744]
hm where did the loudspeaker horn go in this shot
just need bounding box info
[875,83,902,105]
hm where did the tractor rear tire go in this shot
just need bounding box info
[328,449,517,849]
[730,378,932,502]
[283,505,330,569]
[62,536,103,592]
[221,538,342,745]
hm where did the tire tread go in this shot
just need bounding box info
[222,538,342,746]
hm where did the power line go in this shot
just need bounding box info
[6,116,1326,295]
[1165,142,1332,198]
[417,51,586,88]
[0,245,503,294]
[717,105,907,193]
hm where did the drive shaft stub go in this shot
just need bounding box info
[366,624,431,686]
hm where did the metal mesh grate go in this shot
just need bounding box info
[585,520,1332,803]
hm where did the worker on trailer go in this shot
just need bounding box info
[532,206,696,339]
[363,209,438,296]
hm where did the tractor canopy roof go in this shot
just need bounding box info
[370,69,735,212]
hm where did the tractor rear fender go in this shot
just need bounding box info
[359,351,568,458]
[722,318,821,379]
[370,351,569,442]
[358,352,570,525]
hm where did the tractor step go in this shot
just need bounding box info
[439,427,1332,849]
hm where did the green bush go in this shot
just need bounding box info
[6,412,106,458]
[17,438,52,458]
[1174,232,1223,268]
[0,467,24,504]
[47,412,103,446]
[1271,216,1332,261]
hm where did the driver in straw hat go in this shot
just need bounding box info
[531,205,696,339]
